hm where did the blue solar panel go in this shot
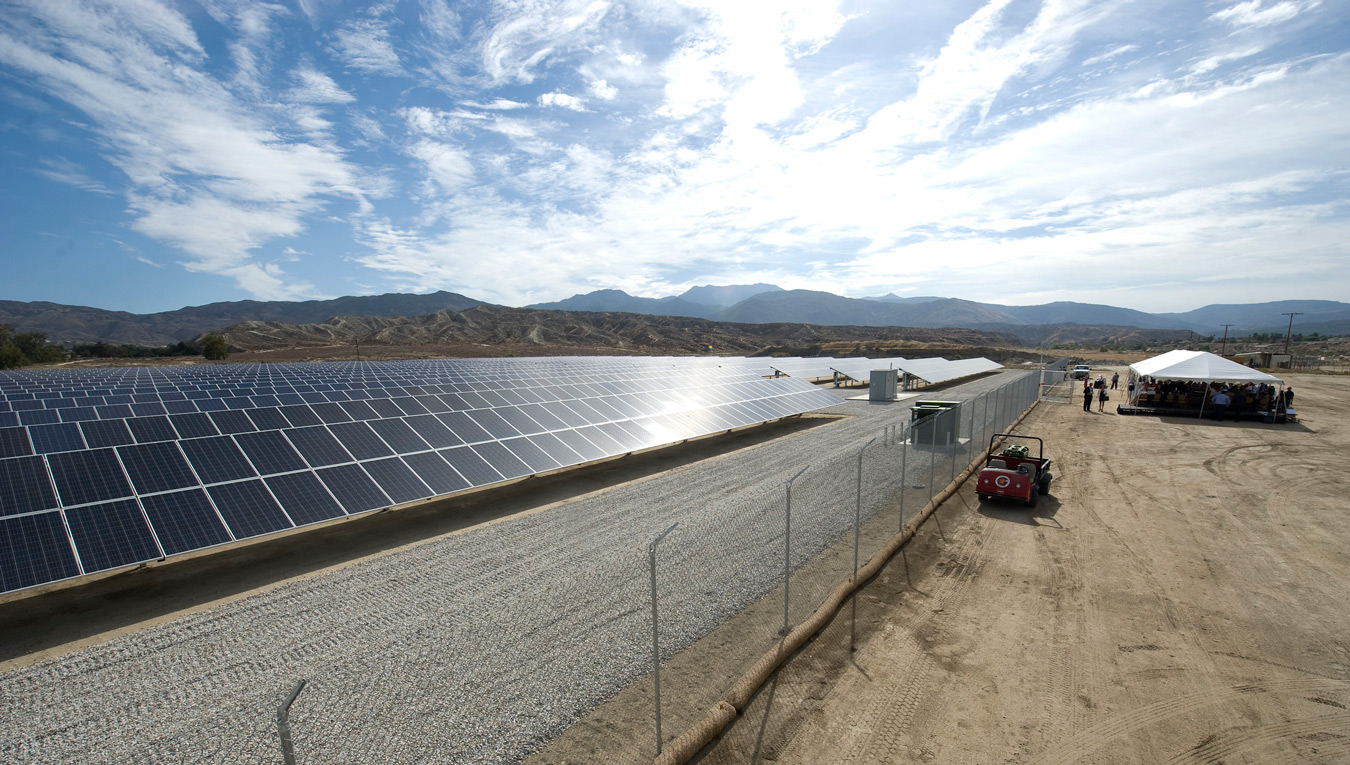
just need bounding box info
[169,412,220,439]
[0,426,34,458]
[234,430,308,475]
[366,418,430,455]
[0,455,60,517]
[436,411,492,444]
[329,422,394,461]
[140,489,233,555]
[468,442,531,480]
[47,449,133,507]
[126,416,177,444]
[179,436,258,485]
[208,409,256,435]
[362,458,433,505]
[315,464,389,514]
[278,404,322,427]
[264,472,345,526]
[65,499,162,573]
[284,426,353,467]
[402,451,470,495]
[80,418,136,449]
[308,402,353,424]
[0,512,81,592]
[244,407,290,431]
[28,422,87,454]
[118,441,200,495]
[206,480,294,539]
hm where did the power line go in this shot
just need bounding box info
[1282,312,1303,355]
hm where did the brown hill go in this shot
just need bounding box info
[215,305,1024,357]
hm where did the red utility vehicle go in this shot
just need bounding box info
[975,434,1052,507]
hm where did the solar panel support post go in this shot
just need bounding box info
[648,522,678,756]
[276,678,307,765]
[781,465,808,636]
[852,437,875,653]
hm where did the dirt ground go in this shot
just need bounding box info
[534,370,1350,764]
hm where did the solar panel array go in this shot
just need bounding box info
[0,357,842,595]
[828,356,1003,385]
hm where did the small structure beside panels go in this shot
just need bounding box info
[831,356,1004,398]
[0,357,842,595]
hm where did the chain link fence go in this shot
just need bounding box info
[643,370,1043,761]
[1,370,1043,765]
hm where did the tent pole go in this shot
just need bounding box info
[1197,384,1207,420]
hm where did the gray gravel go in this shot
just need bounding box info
[0,371,1037,764]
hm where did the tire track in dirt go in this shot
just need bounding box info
[1160,712,1350,764]
[826,467,1061,764]
[1031,678,1350,765]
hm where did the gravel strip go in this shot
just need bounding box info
[0,372,1035,764]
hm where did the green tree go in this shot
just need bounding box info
[0,324,64,368]
[201,334,230,361]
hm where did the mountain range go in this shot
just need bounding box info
[530,286,1350,338]
[1,284,1346,347]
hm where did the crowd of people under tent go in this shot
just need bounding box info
[1123,376,1293,419]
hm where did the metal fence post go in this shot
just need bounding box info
[927,416,937,504]
[648,522,678,755]
[852,437,876,652]
[782,466,809,636]
[277,679,307,765]
[948,413,956,485]
[899,423,908,530]
[994,382,1002,433]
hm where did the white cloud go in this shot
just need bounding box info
[1082,44,1139,67]
[289,65,355,103]
[538,92,585,110]
[1210,1,1308,28]
[35,157,113,195]
[0,0,363,298]
[588,78,616,100]
[332,18,402,75]
[408,139,475,194]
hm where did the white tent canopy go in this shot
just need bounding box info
[1129,350,1282,384]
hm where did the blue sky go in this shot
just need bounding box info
[1,0,1346,315]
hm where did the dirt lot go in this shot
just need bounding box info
[535,370,1350,763]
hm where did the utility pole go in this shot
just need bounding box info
[1282,312,1302,355]
[1219,324,1233,356]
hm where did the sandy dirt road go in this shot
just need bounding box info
[538,371,1350,764]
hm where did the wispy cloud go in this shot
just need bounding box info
[0,0,364,300]
[34,157,113,194]
[1,0,1347,312]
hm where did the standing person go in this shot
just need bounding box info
[1211,389,1231,421]
[1110,372,1119,390]
[1083,384,1094,412]
[1284,387,1295,408]
[1097,384,1109,412]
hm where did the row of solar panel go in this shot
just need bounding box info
[0,390,837,592]
[0,371,797,427]
[0,357,758,390]
[0,357,820,400]
[0,377,814,457]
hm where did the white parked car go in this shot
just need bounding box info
[1072,364,1092,379]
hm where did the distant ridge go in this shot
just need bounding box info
[677,283,783,306]
[0,290,484,345]
[2,286,1346,346]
